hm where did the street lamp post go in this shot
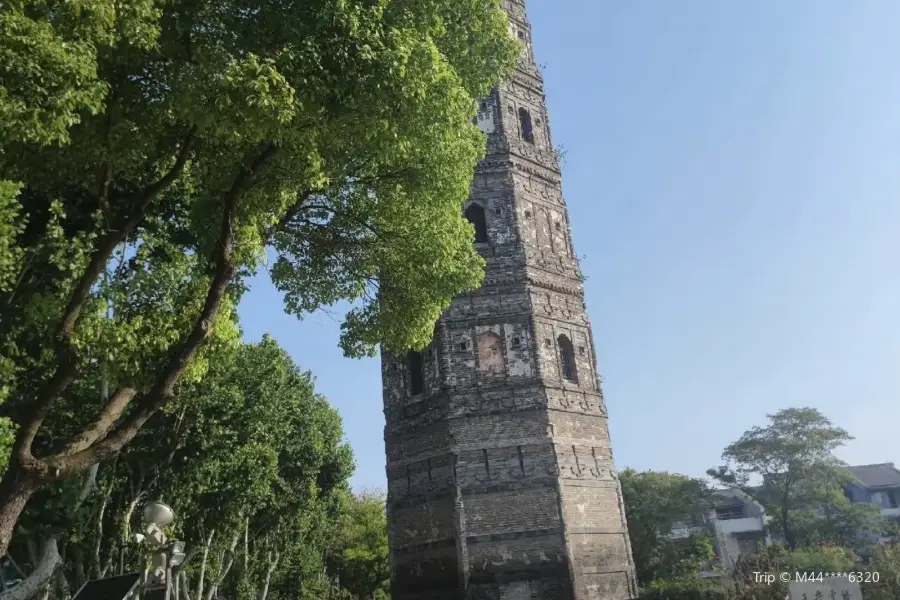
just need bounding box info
[140,502,187,600]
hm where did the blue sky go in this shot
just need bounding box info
[239,0,900,490]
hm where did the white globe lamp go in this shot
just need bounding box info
[143,501,175,527]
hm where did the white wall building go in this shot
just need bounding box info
[704,489,770,574]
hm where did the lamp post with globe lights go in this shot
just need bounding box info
[139,501,187,600]
[68,501,189,600]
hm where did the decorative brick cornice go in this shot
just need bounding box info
[509,143,560,172]
[476,157,514,173]
[512,159,562,184]
[526,273,584,297]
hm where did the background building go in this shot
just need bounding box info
[692,462,900,575]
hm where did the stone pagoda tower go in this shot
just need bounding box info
[380,1,637,598]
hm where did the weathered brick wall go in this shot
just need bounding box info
[381,0,637,598]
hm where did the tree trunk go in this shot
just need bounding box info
[195,530,215,600]
[205,533,240,600]
[258,550,279,600]
[52,567,70,600]
[0,464,42,558]
[779,505,795,551]
[179,571,192,600]
[0,539,61,600]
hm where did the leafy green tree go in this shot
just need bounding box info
[620,469,715,586]
[325,491,391,600]
[800,468,887,551]
[0,0,519,554]
[864,540,900,600]
[785,543,861,572]
[10,335,354,600]
[156,336,354,600]
[707,407,857,550]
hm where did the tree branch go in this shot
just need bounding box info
[273,164,416,236]
[292,202,387,243]
[12,128,198,465]
[13,357,78,463]
[0,539,61,600]
[243,516,249,571]
[206,533,240,600]
[58,128,198,341]
[91,479,111,580]
[195,530,215,600]
[179,570,192,600]
[74,463,99,511]
[42,143,278,478]
[57,389,137,456]
[258,549,280,600]
[272,190,316,233]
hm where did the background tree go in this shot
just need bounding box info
[0,0,519,554]
[7,335,354,600]
[619,469,715,586]
[799,467,887,551]
[863,540,900,600]
[324,491,390,600]
[707,407,857,550]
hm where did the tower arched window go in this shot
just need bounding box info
[558,335,578,383]
[519,107,534,144]
[408,351,424,394]
[465,203,488,244]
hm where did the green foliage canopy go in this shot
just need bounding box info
[13,335,354,600]
[0,0,519,552]
[325,491,391,600]
[620,468,715,586]
[706,407,887,551]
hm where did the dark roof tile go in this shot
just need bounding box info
[848,463,900,489]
